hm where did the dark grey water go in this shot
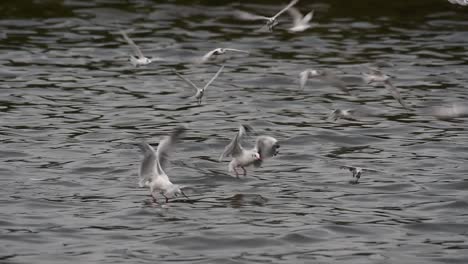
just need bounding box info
[1,0,468,263]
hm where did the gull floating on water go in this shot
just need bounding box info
[235,0,299,31]
[430,103,468,120]
[340,165,381,184]
[119,30,153,67]
[299,69,351,95]
[138,127,188,203]
[287,7,314,32]
[174,65,224,105]
[219,125,280,178]
[198,48,249,63]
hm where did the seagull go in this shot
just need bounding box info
[382,80,411,110]
[287,7,314,32]
[199,48,249,63]
[299,69,351,95]
[174,65,224,105]
[137,127,188,203]
[362,68,391,84]
[219,125,280,178]
[329,109,356,121]
[234,0,299,31]
[119,30,152,67]
[340,165,381,184]
[448,0,468,6]
[430,103,468,120]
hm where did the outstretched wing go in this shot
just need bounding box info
[234,10,270,21]
[287,7,303,25]
[299,70,309,90]
[155,126,186,177]
[271,0,299,20]
[203,65,224,91]
[219,124,252,161]
[120,30,144,58]
[383,80,411,110]
[255,136,279,160]
[137,142,157,186]
[174,71,200,92]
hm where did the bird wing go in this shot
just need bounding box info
[200,49,218,62]
[234,10,270,21]
[120,30,144,58]
[383,80,411,110]
[155,126,185,179]
[219,124,252,161]
[138,142,157,185]
[302,10,314,23]
[174,71,200,92]
[299,70,309,90]
[255,136,279,159]
[203,65,224,91]
[323,71,351,95]
[287,7,303,25]
[272,0,299,20]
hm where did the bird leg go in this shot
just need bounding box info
[233,167,239,178]
[162,193,169,203]
[241,166,247,176]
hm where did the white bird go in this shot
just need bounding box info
[219,125,280,177]
[329,109,356,121]
[340,165,381,184]
[234,0,299,31]
[119,30,152,67]
[362,68,391,84]
[174,65,224,105]
[138,127,188,203]
[299,69,351,95]
[448,0,468,6]
[199,48,249,63]
[430,103,468,120]
[382,79,411,110]
[287,7,314,32]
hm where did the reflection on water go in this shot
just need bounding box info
[1,0,468,263]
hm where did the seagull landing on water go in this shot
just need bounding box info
[234,0,299,32]
[219,125,280,178]
[340,165,381,184]
[138,127,189,203]
[299,69,351,95]
[199,48,249,63]
[287,7,314,32]
[174,65,224,105]
[119,30,153,67]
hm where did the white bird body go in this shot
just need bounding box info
[120,30,153,67]
[199,48,249,63]
[299,69,351,95]
[220,125,279,177]
[329,109,355,121]
[287,7,314,32]
[138,127,187,203]
[174,65,224,105]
